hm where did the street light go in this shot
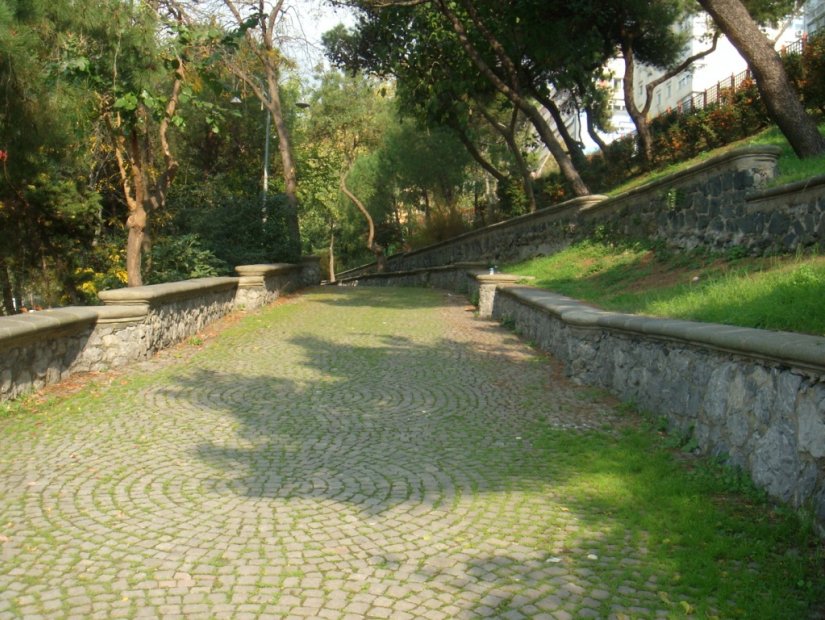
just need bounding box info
[229,92,273,208]
[262,104,271,208]
[233,92,309,211]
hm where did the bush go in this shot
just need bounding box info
[407,208,470,249]
[145,234,226,285]
[800,32,825,112]
[539,72,776,201]
[165,182,300,269]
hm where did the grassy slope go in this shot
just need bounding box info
[506,242,825,336]
[507,125,825,336]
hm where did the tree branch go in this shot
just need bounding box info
[642,31,720,116]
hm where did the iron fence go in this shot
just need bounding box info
[663,31,810,117]
[673,68,753,114]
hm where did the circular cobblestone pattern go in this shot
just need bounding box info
[0,288,816,619]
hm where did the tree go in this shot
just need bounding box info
[207,0,304,260]
[0,0,102,310]
[326,21,531,219]
[596,0,721,163]
[698,0,825,157]
[98,2,188,287]
[329,0,594,196]
[476,103,537,213]
[299,72,394,272]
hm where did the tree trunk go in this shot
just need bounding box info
[422,190,431,223]
[584,105,609,154]
[126,202,147,287]
[265,71,302,258]
[531,89,587,168]
[621,39,655,164]
[328,229,336,283]
[478,105,538,212]
[0,256,14,315]
[699,0,825,157]
[340,174,386,272]
[454,126,508,183]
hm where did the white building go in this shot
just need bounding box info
[581,8,809,151]
[806,0,825,32]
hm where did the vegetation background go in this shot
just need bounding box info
[1,0,823,315]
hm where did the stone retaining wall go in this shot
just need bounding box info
[338,263,487,294]
[490,286,825,531]
[0,259,321,402]
[339,145,825,279]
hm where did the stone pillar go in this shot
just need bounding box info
[473,273,531,318]
[300,256,322,287]
[235,264,301,309]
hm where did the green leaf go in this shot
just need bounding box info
[113,93,139,111]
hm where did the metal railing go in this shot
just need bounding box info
[665,30,812,117]
[673,68,753,114]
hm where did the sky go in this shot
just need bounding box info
[281,0,357,76]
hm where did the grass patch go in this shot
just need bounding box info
[505,240,825,335]
[533,417,824,619]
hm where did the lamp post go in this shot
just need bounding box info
[262,106,271,209]
[230,92,274,209]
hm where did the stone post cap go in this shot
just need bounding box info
[235,263,299,277]
[99,277,238,306]
[474,273,534,284]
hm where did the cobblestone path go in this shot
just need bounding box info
[1,288,678,618]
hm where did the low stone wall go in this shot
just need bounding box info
[97,277,239,355]
[0,308,100,401]
[491,286,825,531]
[338,263,487,294]
[0,260,321,402]
[339,144,825,279]
[235,263,302,310]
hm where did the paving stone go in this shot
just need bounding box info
[0,288,689,619]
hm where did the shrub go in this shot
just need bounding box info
[801,32,825,112]
[538,70,779,201]
[166,182,300,268]
[145,234,226,285]
[407,207,471,248]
